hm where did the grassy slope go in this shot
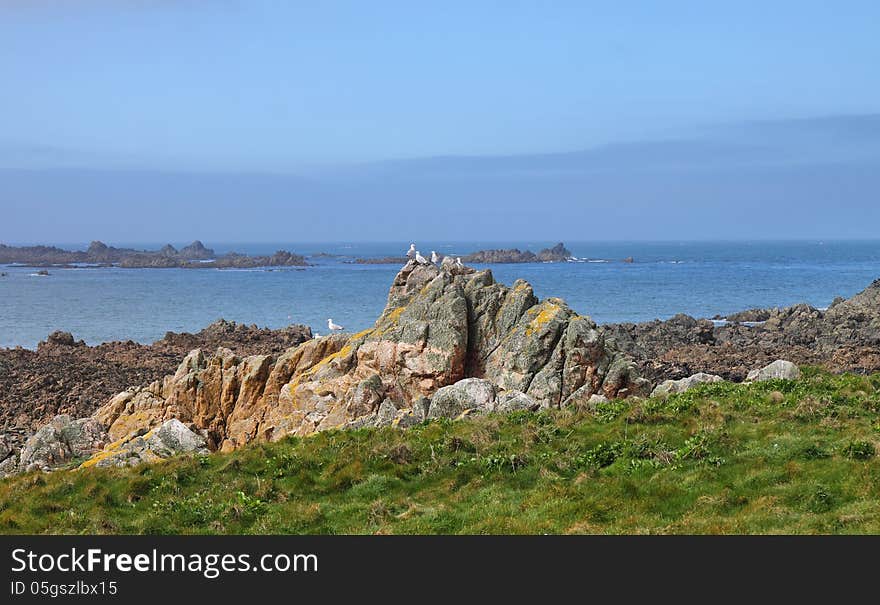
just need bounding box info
[3,368,880,534]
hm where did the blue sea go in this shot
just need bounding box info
[1,241,879,349]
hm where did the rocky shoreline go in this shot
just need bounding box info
[0,240,309,269]
[603,282,880,383]
[1,261,879,477]
[0,321,312,435]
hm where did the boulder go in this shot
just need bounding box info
[18,415,108,472]
[82,419,208,469]
[427,378,496,419]
[746,360,801,382]
[0,455,18,477]
[651,373,724,397]
[375,400,399,427]
[0,434,18,477]
[44,331,77,347]
[495,390,541,413]
[412,398,431,421]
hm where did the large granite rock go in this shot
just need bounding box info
[91,260,648,451]
[427,378,497,419]
[651,373,724,397]
[746,360,801,382]
[17,415,108,472]
[81,419,209,469]
[0,433,19,477]
[495,390,541,413]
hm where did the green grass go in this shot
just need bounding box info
[4,367,880,534]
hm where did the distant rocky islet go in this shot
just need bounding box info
[352,242,632,264]
[0,240,309,269]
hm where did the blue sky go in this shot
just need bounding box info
[1,1,879,241]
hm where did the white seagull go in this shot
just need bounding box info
[415,251,429,265]
[406,243,416,258]
[327,318,344,332]
[456,257,464,267]
[431,250,440,264]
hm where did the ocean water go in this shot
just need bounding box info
[1,240,879,349]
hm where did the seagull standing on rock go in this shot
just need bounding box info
[456,257,464,268]
[415,251,429,265]
[431,251,440,264]
[406,243,416,259]
[327,318,344,332]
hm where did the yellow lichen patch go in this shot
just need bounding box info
[78,432,140,469]
[301,344,354,378]
[351,328,374,341]
[525,304,561,336]
[385,306,406,323]
[78,450,114,469]
[374,305,408,337]
[107,409,159,442]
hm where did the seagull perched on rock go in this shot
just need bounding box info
[431,250,440,264]
[406,243,416,258]
[415,251,429,265]
[327,318,344,332]
[456,257,464,268]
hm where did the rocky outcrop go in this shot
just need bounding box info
[746,360,801,382]
[651,373,723,397]
[603,279,880,382]
[88,260,647,457]
[463,242,573,264]
[40,331,82,348]
[0,320,313,440]
[537,243,573,262]
[178,240,214,260]
[204,250,309,269]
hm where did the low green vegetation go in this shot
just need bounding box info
[3,368,880,534]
